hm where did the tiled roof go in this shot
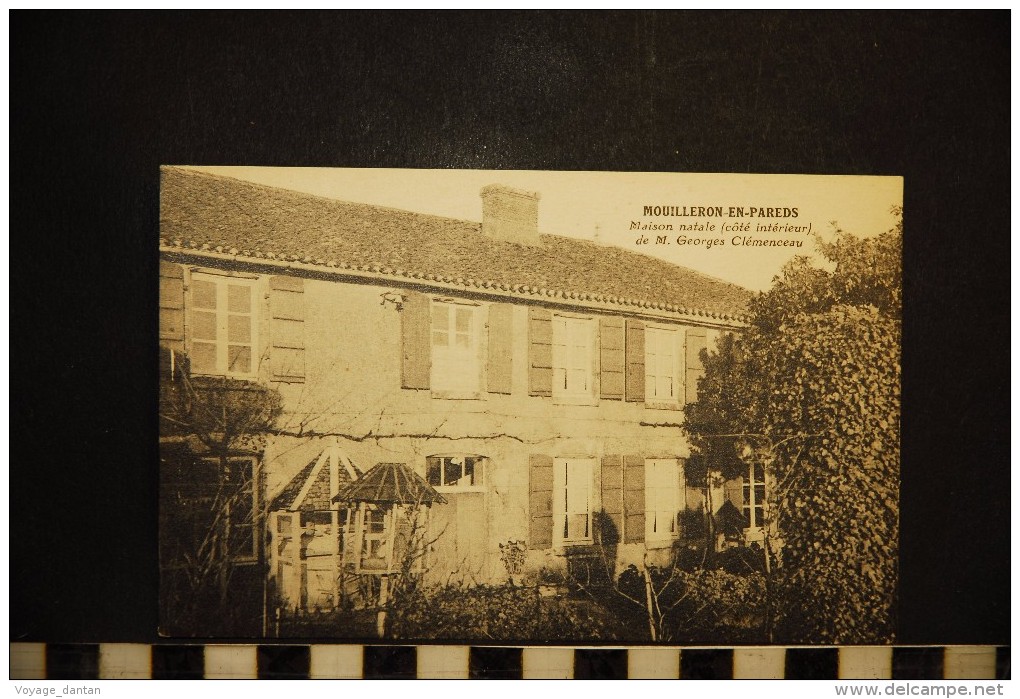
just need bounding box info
[269,456,319,512]
[159,167,753,321]
[270,454,358,512]
[334,462,446,506]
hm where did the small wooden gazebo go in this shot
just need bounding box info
[267,443,360,613]
[332,462,446,636]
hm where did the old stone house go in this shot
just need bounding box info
[158,167,758,615]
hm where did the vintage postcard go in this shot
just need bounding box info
[158,167,902,644]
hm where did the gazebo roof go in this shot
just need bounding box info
[333,462,447,506]
[269,455,319,511]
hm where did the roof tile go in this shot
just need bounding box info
[160,167,753,319]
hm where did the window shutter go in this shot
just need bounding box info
[623,455,645,544]
[528,454,554,549]
[270,276,305,382]
[677,458,687,535]
[685,328,707,404]
[600,455,624,545]
[625,320,645,402]
[528,307,552,397]
[159,260,185,354]
[599,317,625,400]
[400,291,431,390]
[725,476,743,510]
[486,303,514,394]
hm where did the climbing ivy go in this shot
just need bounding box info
[685,215,901,643]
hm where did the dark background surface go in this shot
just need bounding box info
[10,11,1009,645]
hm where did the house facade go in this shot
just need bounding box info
[158,167,757,615]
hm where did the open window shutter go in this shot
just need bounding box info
[600,455,624,545]
[623,455,645,544]
[159,261,185,354]
[270,276,305,382]
[486,303,513,394]
[725,476,743,510]
[401,291,431,390]
[685,328,707,404]
[528,454,553,549]
[599,317,625,400]
[677,458,686,535]
[528,307,552,397]
[625,319,645,402]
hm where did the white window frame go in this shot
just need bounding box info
[644,325,683,406]
[358,504,391,572]
[553,457,595,546]
[743,462,767,541]
[645,458,680,546]
[347,503,426,574]
[202,456,259,564]
[188,272,258,378]
[551,314,596,404]
[430,299,483,396]
[425,455,487,492]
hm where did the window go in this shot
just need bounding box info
[645,327,681,402]
[554,458,594,544]
[198,456,258,563]
[743,463,766,530]
[552,316,594,400]
[190,273,256,376]
[426,455,485,490]
[431,301,481,393]
[348,503,423,574]
[361,506,390,569]
[645,459,680,543]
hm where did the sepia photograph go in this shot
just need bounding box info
[10,9,1008,683]
[158,166,902,645]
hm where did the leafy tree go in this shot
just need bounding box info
[683,331,754,557]
[685,212,901,643]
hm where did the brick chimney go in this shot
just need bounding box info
[480,185,542,245]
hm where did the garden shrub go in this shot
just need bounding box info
[388,583,627,641]
[606,563,767,643]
